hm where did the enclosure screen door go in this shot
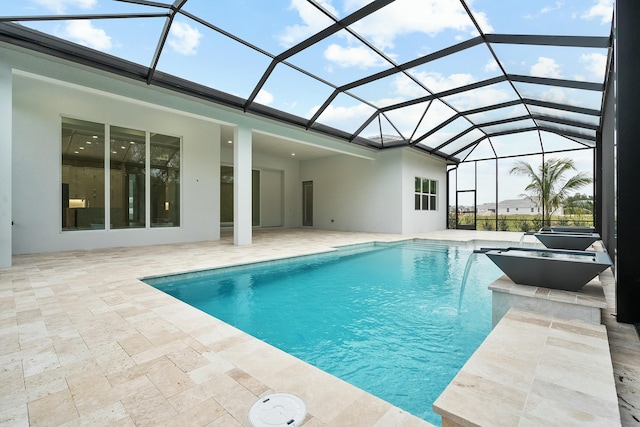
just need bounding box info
[456,190,476,230]
[302,181,313,227]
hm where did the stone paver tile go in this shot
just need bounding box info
[157,397,226,427]
[0,403,29,427]
[22,344,60,378]
[18,321,49,347]
[120,384,178,426]
[0,331,20,356]
[326,392,391,426]
[16,309,42,325]
[204,413,242,427]
[27,388,78,427]
[227,368,269,396]
[52,337,93,367]
[199,372,258,423]
[0,358,25,397]
[529,377,620,422]
[117,334,154,357]
[166,344,210,373]
[24,366,68,402]
[143,356,195,398]
[59,402,133,427]
[372,408,433,427]
[520,393,616,427]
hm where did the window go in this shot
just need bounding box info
[61,118,105,230]
[61,117,181,230]
[151,133,181,227]
[110,126,146,229]
[414,177,437,211]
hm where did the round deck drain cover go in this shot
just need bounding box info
[248,393,307,427]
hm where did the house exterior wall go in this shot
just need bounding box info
[300,149,402,233]
[496,206,561,216]
[12,74,221,255]
[3,45,449,258]
[300,148,447,234]
[497,206,540,215]
[0,61,11,267]
[401,149,448,233]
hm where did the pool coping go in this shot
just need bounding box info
[433,308,621,426]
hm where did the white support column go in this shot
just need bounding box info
[233,125,252,245]
[0,61,12,267]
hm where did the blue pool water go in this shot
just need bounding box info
[146,240,503,425]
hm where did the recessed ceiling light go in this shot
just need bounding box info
[112,151,117,154]
[291,153,296,156]
[120,146,126,149]
[79,147,84,150]
[130,141,135,144]
[227,140,233,144]
[92,135,98,139]
[74,151,79,154]
[86,141,91,144]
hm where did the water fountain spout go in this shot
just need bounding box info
[457,248,506,313]
[457,252,479,313]
[519,231,535,245]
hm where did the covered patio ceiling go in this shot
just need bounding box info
[0,0,613,163]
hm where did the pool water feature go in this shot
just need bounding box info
[146,240,503,425]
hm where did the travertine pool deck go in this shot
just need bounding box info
[434,309,621,426]
[1,229,638,426]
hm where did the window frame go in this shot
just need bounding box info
[61,116,182,231]
[414,176,438,211]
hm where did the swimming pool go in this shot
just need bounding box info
[146,239,503,425]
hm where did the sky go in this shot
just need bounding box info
[3,0,614,201]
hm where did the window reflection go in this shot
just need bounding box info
[151,133,181,227]
[61,118,105,230]
[110,126,146,229]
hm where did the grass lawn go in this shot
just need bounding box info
[449,214,593,232]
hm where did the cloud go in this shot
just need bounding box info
[538,87,570,104]
[323,44,386,68]
[60,20,111,50]
[407,70,475,94]
[530,57,562,78]
[278,0,337,48]
[580,52,607,78]
[397,100,458,136]
[484,59,499,73]
[255,89,274,105]
[393,70,512,115]
[535,86,598,109]
[445,86,513,111]
[310,102,376,131]
[540,1,563,14]
[279,0,493,56]
[168,21,202,56]
[351,0,493,51]
[581,0,613,24]
[33,0,96,14]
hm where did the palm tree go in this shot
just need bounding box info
[509,158,592,225]
[563,193,594,216]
